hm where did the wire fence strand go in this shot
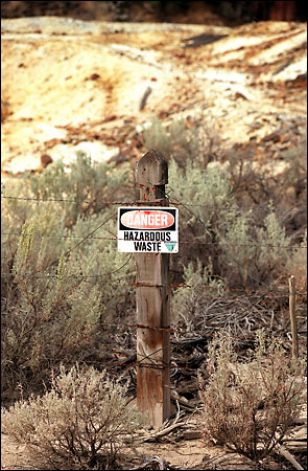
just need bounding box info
[1,194,307,295]
[1,270,306,296]
[2,232,306,250]
[1,195,139,205]
[1,193,305,219]
[2,195,306,249]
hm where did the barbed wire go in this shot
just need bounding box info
[1,194,307,293]
[0,194,215,207]
[2,232,306,250]
[1,256,132,281]
[1,195,140,205]
[174,284,307,297]
[1,269,306,296]
[2,195,306,250]
[1,193,305,221]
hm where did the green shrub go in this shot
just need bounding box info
[30,152,132,226]
[143,117,171,157]
[143,116,221,167]
[202,332,306,464]
[1,152,131,230]
[172,260,224,328]
[2,365,140,470]
[1,209,134,400]
[218,210,291,287]
[168,159,291,287]
[169,159,233,224]
[1,156,134,400]
[168,159,235,275]
[280,135,307,203]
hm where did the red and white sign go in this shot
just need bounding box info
[121,209,174,230]
[118,207,178,253]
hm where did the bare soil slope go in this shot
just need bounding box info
[1,18,306,175]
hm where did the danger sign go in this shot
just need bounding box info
[117,207,179,253]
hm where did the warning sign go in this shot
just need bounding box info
[117,207,179,253]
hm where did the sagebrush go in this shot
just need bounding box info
[168,159,292,287]
[143,115,222,166]
[2,365,140,470]
[1,155,134,399]
[201,332,306,463]
[172,260,224,329]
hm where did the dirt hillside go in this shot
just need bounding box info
[1,17,306,175]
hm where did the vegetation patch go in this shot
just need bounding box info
[201,332,306,465]
[2,365,140,470]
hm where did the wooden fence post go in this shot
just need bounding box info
[288,275,298,359]
[135,150,171,428]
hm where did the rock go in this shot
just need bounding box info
[40,153,53,168]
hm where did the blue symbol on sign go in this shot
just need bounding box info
[165,242,176,252]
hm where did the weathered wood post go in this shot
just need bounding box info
[288,275,298,359]
[135,150,171,427]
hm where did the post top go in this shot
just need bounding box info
[136,150,168,186]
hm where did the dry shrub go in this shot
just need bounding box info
[201,332,306,464]
[2,365,140,470]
